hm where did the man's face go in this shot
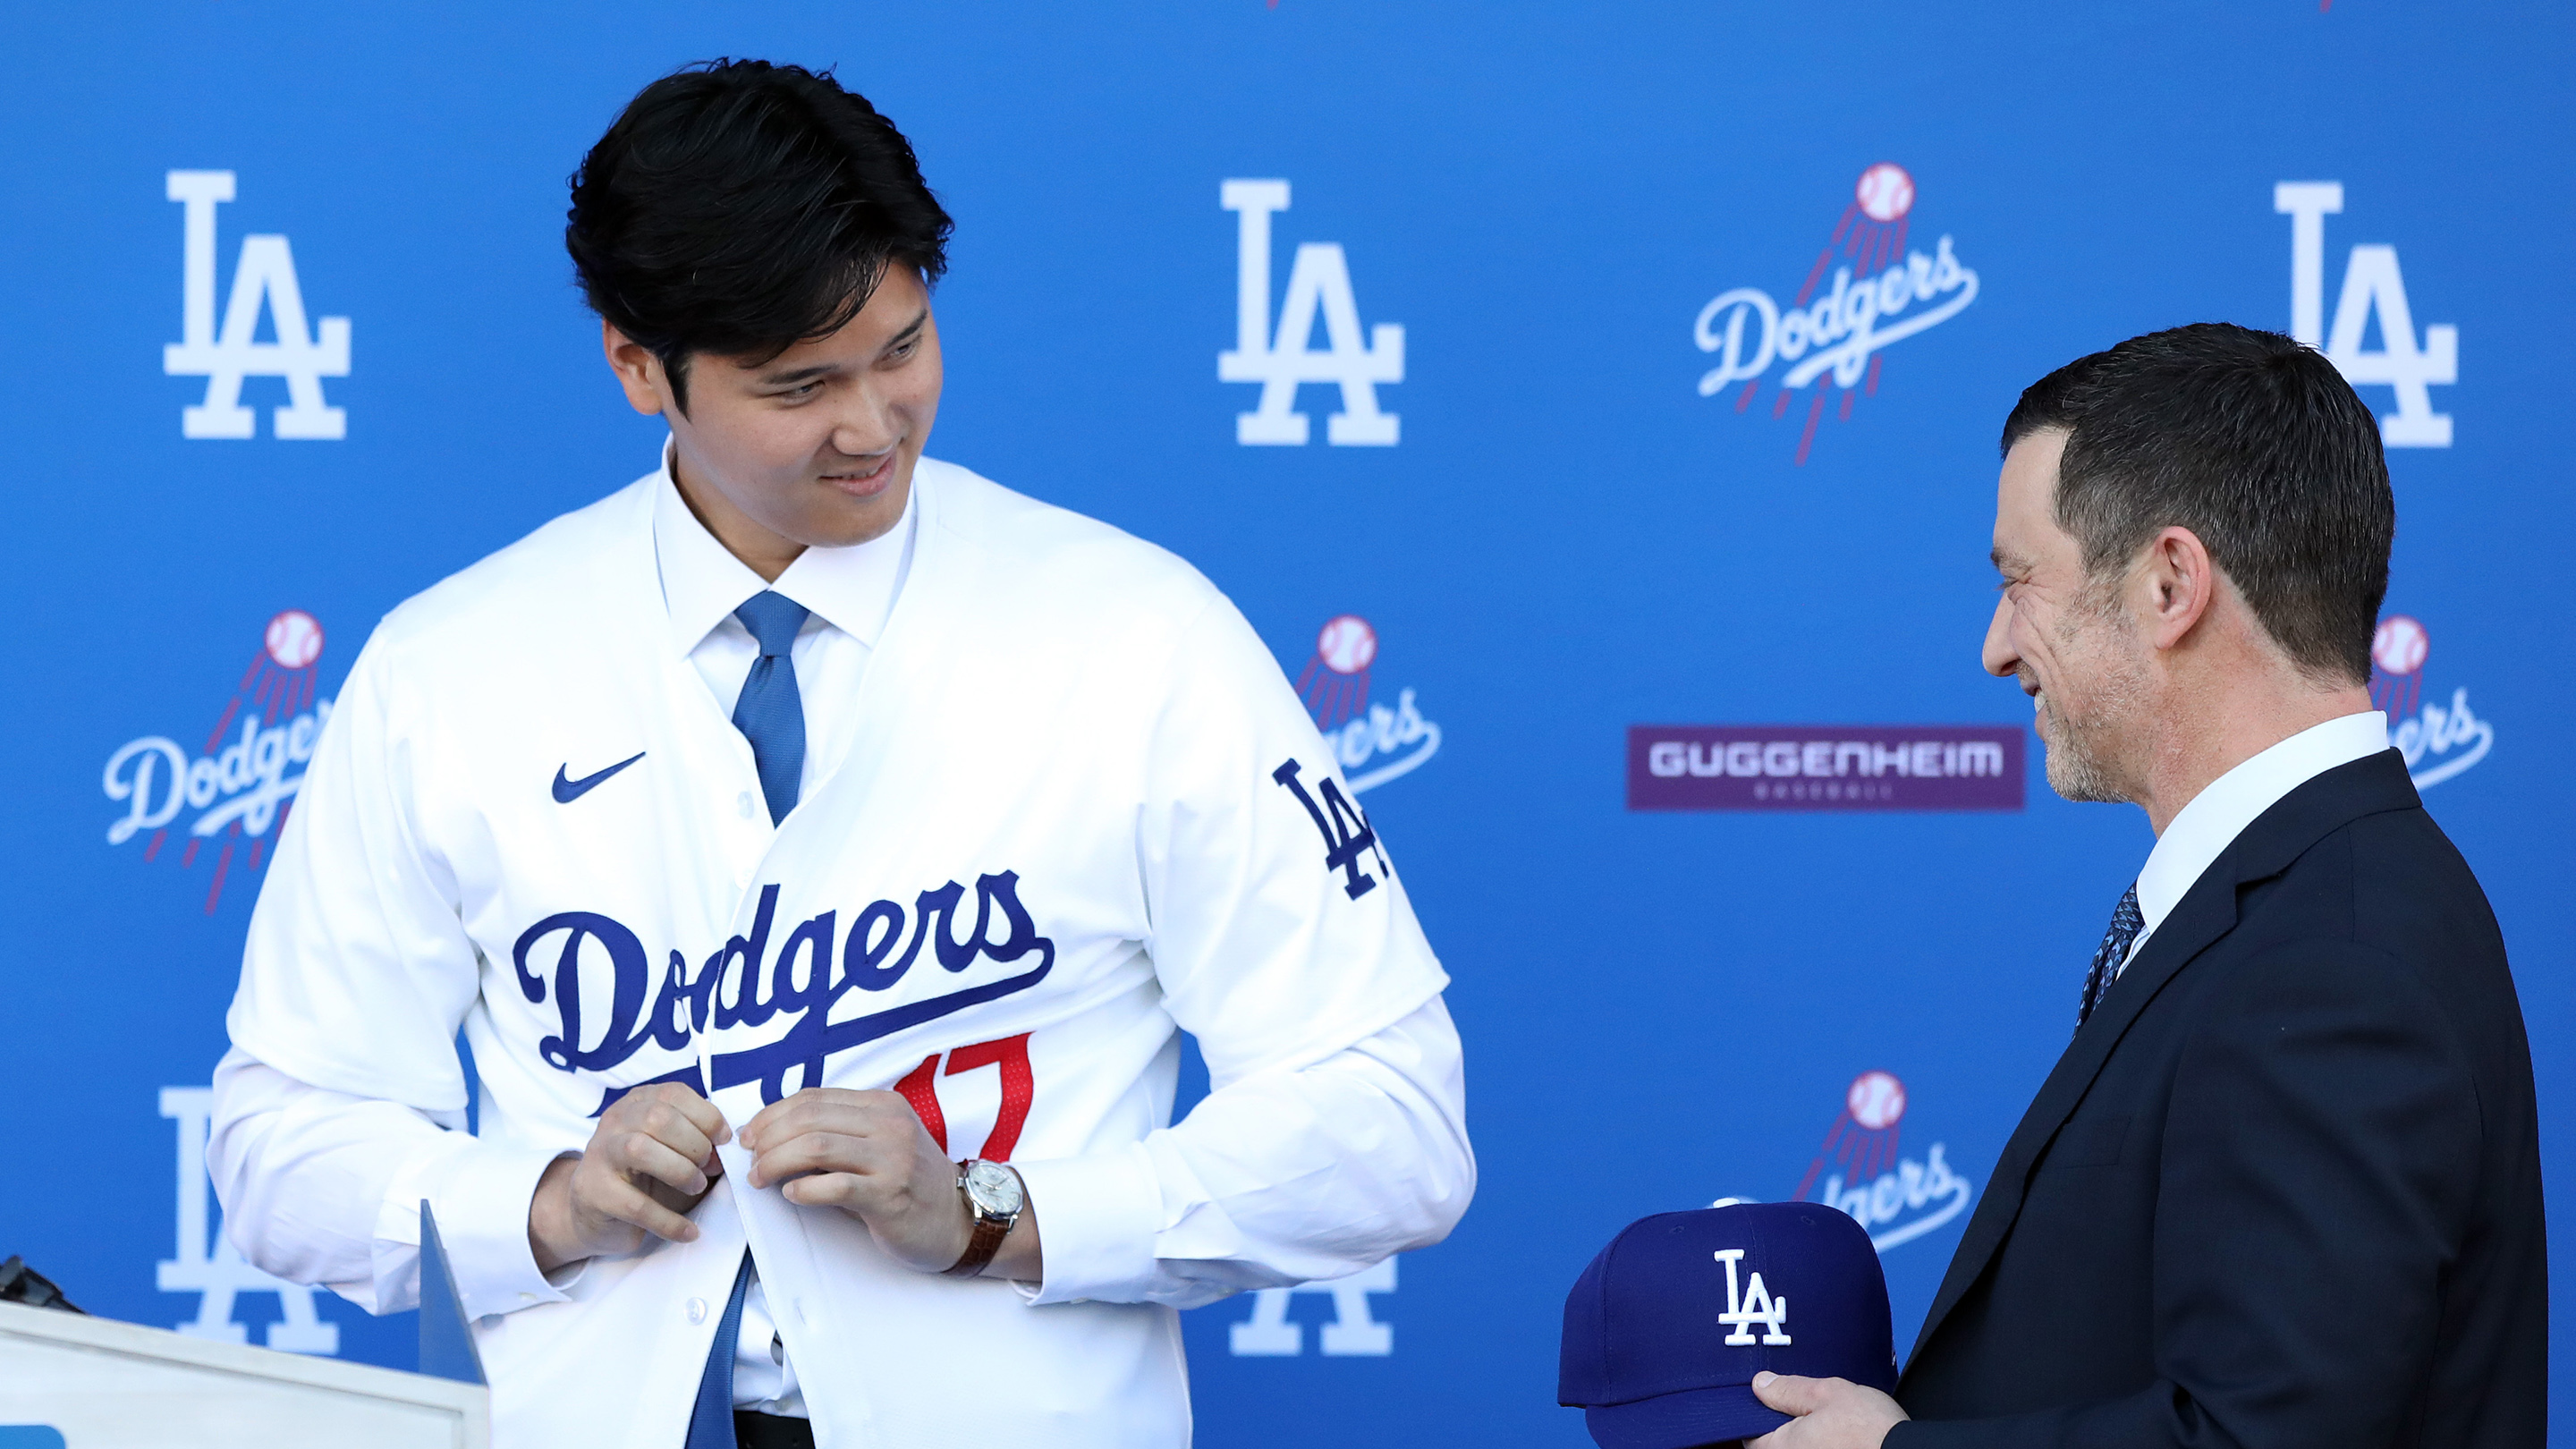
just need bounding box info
[1983,429,2153,804]
[637,267,942,553]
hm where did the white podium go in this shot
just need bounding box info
[0,1301,487,1448]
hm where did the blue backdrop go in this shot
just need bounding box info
[4,3,2563,1445]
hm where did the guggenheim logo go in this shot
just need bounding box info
[1628,724,2025,812]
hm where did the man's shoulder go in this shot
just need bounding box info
[368,475,654,667]
[917,457,1223,618]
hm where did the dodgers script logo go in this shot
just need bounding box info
[1291,614,1441,792]
[2369,613,2493,789]
[1788,1072,1975,1253]
[164,171,351,440]
[1694,163,1979,465]
[2275,182,2455,446]
[1219,180,1403,445]
[516,873,1057,1115]
[103,610,333,912]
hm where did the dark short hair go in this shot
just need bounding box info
[565,59,953,411]
[2001,322,2393,685]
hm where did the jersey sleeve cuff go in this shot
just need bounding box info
[376,1141,580,1319]
[1008,1143,1163,1306]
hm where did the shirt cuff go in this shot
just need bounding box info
[1008,1142,1164,1306]
[376,1140,580,1319]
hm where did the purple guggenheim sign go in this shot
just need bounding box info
[1627,725,2026,812]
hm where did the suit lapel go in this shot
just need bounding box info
[1906,879,2239,1360]
[1903,749,2422,1367]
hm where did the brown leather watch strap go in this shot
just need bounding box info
[943,1211,1012,1277]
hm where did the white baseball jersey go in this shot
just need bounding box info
[210,453,1473,1448]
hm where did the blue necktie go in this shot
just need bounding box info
[2077,883,2145,1030]
[683,1254,754,1449]
[732,591,810,825]
[683,592,809,1448]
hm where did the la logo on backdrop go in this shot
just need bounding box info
[2368,613,2493,788]
[1219,179,1403,445]
[2273,182,2455,446]
[1692,163,1980,465]
[163,171,352,439]
[102,610,334,913]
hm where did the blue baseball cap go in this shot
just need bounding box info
[1559,1202,1897,1448]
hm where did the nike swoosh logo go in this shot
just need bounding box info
[552,751,647,804]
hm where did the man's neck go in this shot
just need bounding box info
[2135,676,2373,835]
[671,450,806,583]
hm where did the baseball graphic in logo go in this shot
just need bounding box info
[2370,614,2428,678]
[1316,614,1378,676]
[1846,1069,1906,1131]
[1854,163,1914,223]
[265,609,325,670]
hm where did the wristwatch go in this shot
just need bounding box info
[943,1159,1025,1277]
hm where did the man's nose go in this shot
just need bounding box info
[829,386,900,458]
[1982,595,2019,679]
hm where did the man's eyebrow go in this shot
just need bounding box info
[756,362,840,386]
[1991,546,2032,575]
[883,309,928,349]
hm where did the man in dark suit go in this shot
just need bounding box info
[1746,323,2545,1448]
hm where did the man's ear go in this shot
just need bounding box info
[2140,525,2216,653]
[602,321,669,419]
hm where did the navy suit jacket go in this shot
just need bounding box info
[1890,750,2545,1448]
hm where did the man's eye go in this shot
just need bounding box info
[884,342,916,364]
[779,382,821,400]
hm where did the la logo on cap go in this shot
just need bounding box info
[1714,1249,1791,1345]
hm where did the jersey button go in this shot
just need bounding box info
[686,1297,708,1325]
[735,792,757,819]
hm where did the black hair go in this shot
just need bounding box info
[565,59,953,411]
[2001,322,2394,685]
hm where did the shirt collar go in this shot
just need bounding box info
[648,440,917,655]
[2131,709,2391,935]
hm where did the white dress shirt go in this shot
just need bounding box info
[208,451,1472,1445]
[2119,710,2392,973]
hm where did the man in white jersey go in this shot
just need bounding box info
[208,59,1473,1449]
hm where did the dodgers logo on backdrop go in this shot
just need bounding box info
[1629,724,2022,811]
[1789,1072,1975,1252]
[2274,182,2456,446]
[1693,164,1980,465]
[163,171,352,440]
[1289,614,1442,792]
[102,611,333,913]
[1218,180,1403,445]
[2368,612,2493,788]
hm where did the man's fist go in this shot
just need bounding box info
[528,1081,731,1273]
[740,1088,1039,1280]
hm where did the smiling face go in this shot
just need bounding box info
[606,267,942,576]
[1983,428,2155,805]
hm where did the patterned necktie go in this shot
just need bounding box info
[682,1255,755,1449]
[2076,883,2145,1030]
[731,591,810,825]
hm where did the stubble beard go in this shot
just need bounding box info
[2036,591,2152,805]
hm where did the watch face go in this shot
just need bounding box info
[964,1160,1023,1216]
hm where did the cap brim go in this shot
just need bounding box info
[1584,1385,1791,1449]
